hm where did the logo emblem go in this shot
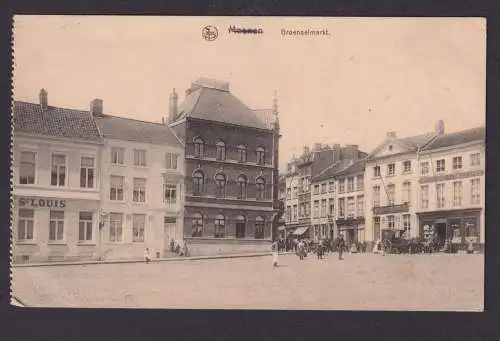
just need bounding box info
[202,25,218,41]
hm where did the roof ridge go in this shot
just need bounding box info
[98,114,169,127]
[14,100,89,114]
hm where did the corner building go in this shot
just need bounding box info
[168,78,280,255]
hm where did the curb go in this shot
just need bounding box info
[12,252,274,268]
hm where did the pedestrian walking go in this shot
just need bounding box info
[144,248,151,264]
[183,240,189,257]
[335,234,346,260]
[272,241,279,267]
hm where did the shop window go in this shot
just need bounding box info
[255,216,265,239]
[109,213,123,242]
[133,178,147,203]
[133,149,147,167]
[51,154,67,187]
[465,218,479,239]
[49,210,64,241]
[132,214,146,242]
[18,209,34,242]
[214,214,225,238]
[19,151,36,185]
[78,212,93,242]
[80,156,95,188]
[111,147,124,165]
[191,213,203,237]
[235,215,246,238]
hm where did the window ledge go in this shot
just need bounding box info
[16,241,37,245]
[47,241,67,245]
[77,242,96,246]
[110,163,126,167]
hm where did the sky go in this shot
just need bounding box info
[13,16,486,172]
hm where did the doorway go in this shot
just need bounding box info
[236,222,246,238]
[164,216,177,253]
[435,223,447,244]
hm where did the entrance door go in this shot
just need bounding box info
[435,223,447,244]
[236,223,246,238]
[347,229,355,244]
[164,216,177,252]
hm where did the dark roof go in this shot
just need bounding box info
[13,101,102,141]
[421,127,485,151]
[313,159,353,182]
[94,115,183,147]
[397,132,437,149]
[335,159,366,177]
[174,81,272,130]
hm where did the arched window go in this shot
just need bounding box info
[214,214,225,238]
[192,213,203,237]
[235,215,246,238]
[256,147,265,165]
[215,173,226,198]
[237,175,247,199]
[237,145,247,163]
[255,216,265,239]
[256,177,266,200]
[216,141,226,161]
[194,137,205,158]
[193,171,204,195]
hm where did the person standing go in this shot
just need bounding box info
[144,248,151,264]
[272,240,279,267]
[335,234,346,260]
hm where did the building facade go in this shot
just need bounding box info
[168,78,280,255]
[12,90,103,263]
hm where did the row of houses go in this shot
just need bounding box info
[281,121,485,252]
[12,77,281,263]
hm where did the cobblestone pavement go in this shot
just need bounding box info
[11,253,483,311]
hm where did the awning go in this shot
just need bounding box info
[278,225,286,231]
[293,227,309,236]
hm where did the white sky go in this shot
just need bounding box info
[13,16,486,172]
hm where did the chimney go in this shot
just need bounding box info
[39,89,48,110]
[345,144,359,161]
[314,143,322,151]
[435,119,445,135]
[332,144,341,161]
[387,131,397,138]
[90,98,103,117]
[168,88,178,123]
[303,145,310,155]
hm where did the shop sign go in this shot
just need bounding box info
[18,197,66,208]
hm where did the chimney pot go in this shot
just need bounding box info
[435,120,445,135]
[168,88,179,123]
[39,89,48,110]
[90,99,103,117]
[387,131,397,138]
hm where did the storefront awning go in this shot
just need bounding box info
[293,226,309,236]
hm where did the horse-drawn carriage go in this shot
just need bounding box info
[381,229,423,254]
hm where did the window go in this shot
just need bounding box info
[194,137,205,158]
[356,195,364,217]
[133,149,147,167]
[320,199,327,218]
[237,145,247,163]
[387,184,395,205]
[347,177,354,192]
[80,157,95,188]
[329,181,335,193]
[165,153,179,169]
[387,215,395,229]
[18,209,34,242]
[328,199,335,216]
[237,175,247,199]
[347,197,355,218]
[193,171,204,195]
[256,147,265,165]
[132,214,146,242]
[471,178,480,204]
[286,206,291,222]
[111,147,124,165]
[470,153,480,167]
[420,185,429,209]
[373,216,381,241]
[133,178,147,203]
[321,183,327,194]
[313,200,319,218]
[313,184,320,195]
[216,141,226,161]
[109,213,123,242]
[255,216,265,239]
[292,205,297,221]
[215,173,226,198]
[403,214,411,231]
[387,163,395,176]
[356,175,364,191]
[51,154,66,186]
[452,181,462,207]
[403,160,411,173]
[373,186,381,207]
[163,182,177,204]
[110,176,124,201]
[292,186,297,198]
[286,187,291,199]
[436,159,445,172]
[49,211,64,241]
[465,217,479,238]
[452,156,462,170]
[192,213,203,237]
[19,151,36,184]
[338,198,345,218]
[214,214,225,238]
[256,177,266,200]
[420,162,429,175]
[402,181,411,204]
[339,179,345,193]
[78,212,93,242]
[235,215,246,238]
[436,183,445,208]
[373,166,380,177]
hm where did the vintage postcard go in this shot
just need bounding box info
[10,16,485,310]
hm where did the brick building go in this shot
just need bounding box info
[168,78,280,255]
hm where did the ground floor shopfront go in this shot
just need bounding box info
[336,218,365,246]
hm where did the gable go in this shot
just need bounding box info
[370,139,411,159]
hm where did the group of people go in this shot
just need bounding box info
[143,239,190,264]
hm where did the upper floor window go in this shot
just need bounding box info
[347,177,354,192]
[373,166,380,177]
[436,183,446,208]
[347,197,355,218]
[18,209,34,242]
[51,154,66,187]
[292,186,297,198]
[49,210,65,241]
[109,213,123,242]
[313,184,320,195]
[436,159,445,172]
[163,182,177,204]
[403,160,411,173]
[133,149,147,167]
[216,141,226,161]
[356,175,364,191]
[338,179,345,193]
[193,171,204,195]
[256,177,266,200]
[133,178,146,203]
[111,147,124,165]
[402,181,411,204]
[19,151,36,185]
[387,184,395,205]
[329,181,335,193]
[470,153,480,167]
[286,187,291,199]
[338,198,345,217]
[387,163,395,176]
[420,161,429,175]
[321,183,327,194]
[237,145,247,163]
[192,213,203,237]
[452,156,462,170]
[165,153,179,169]
[132,214,146,242]
[110,175,124,201]
[237,175,247,199]
[80,156,95,188]
[194,137,205,158]
[373,186,381,207]
[215,173,226,198]
[420,185,429,209]
[471,178,480,205]
[356,195,364,217]
[256,147,265,165]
